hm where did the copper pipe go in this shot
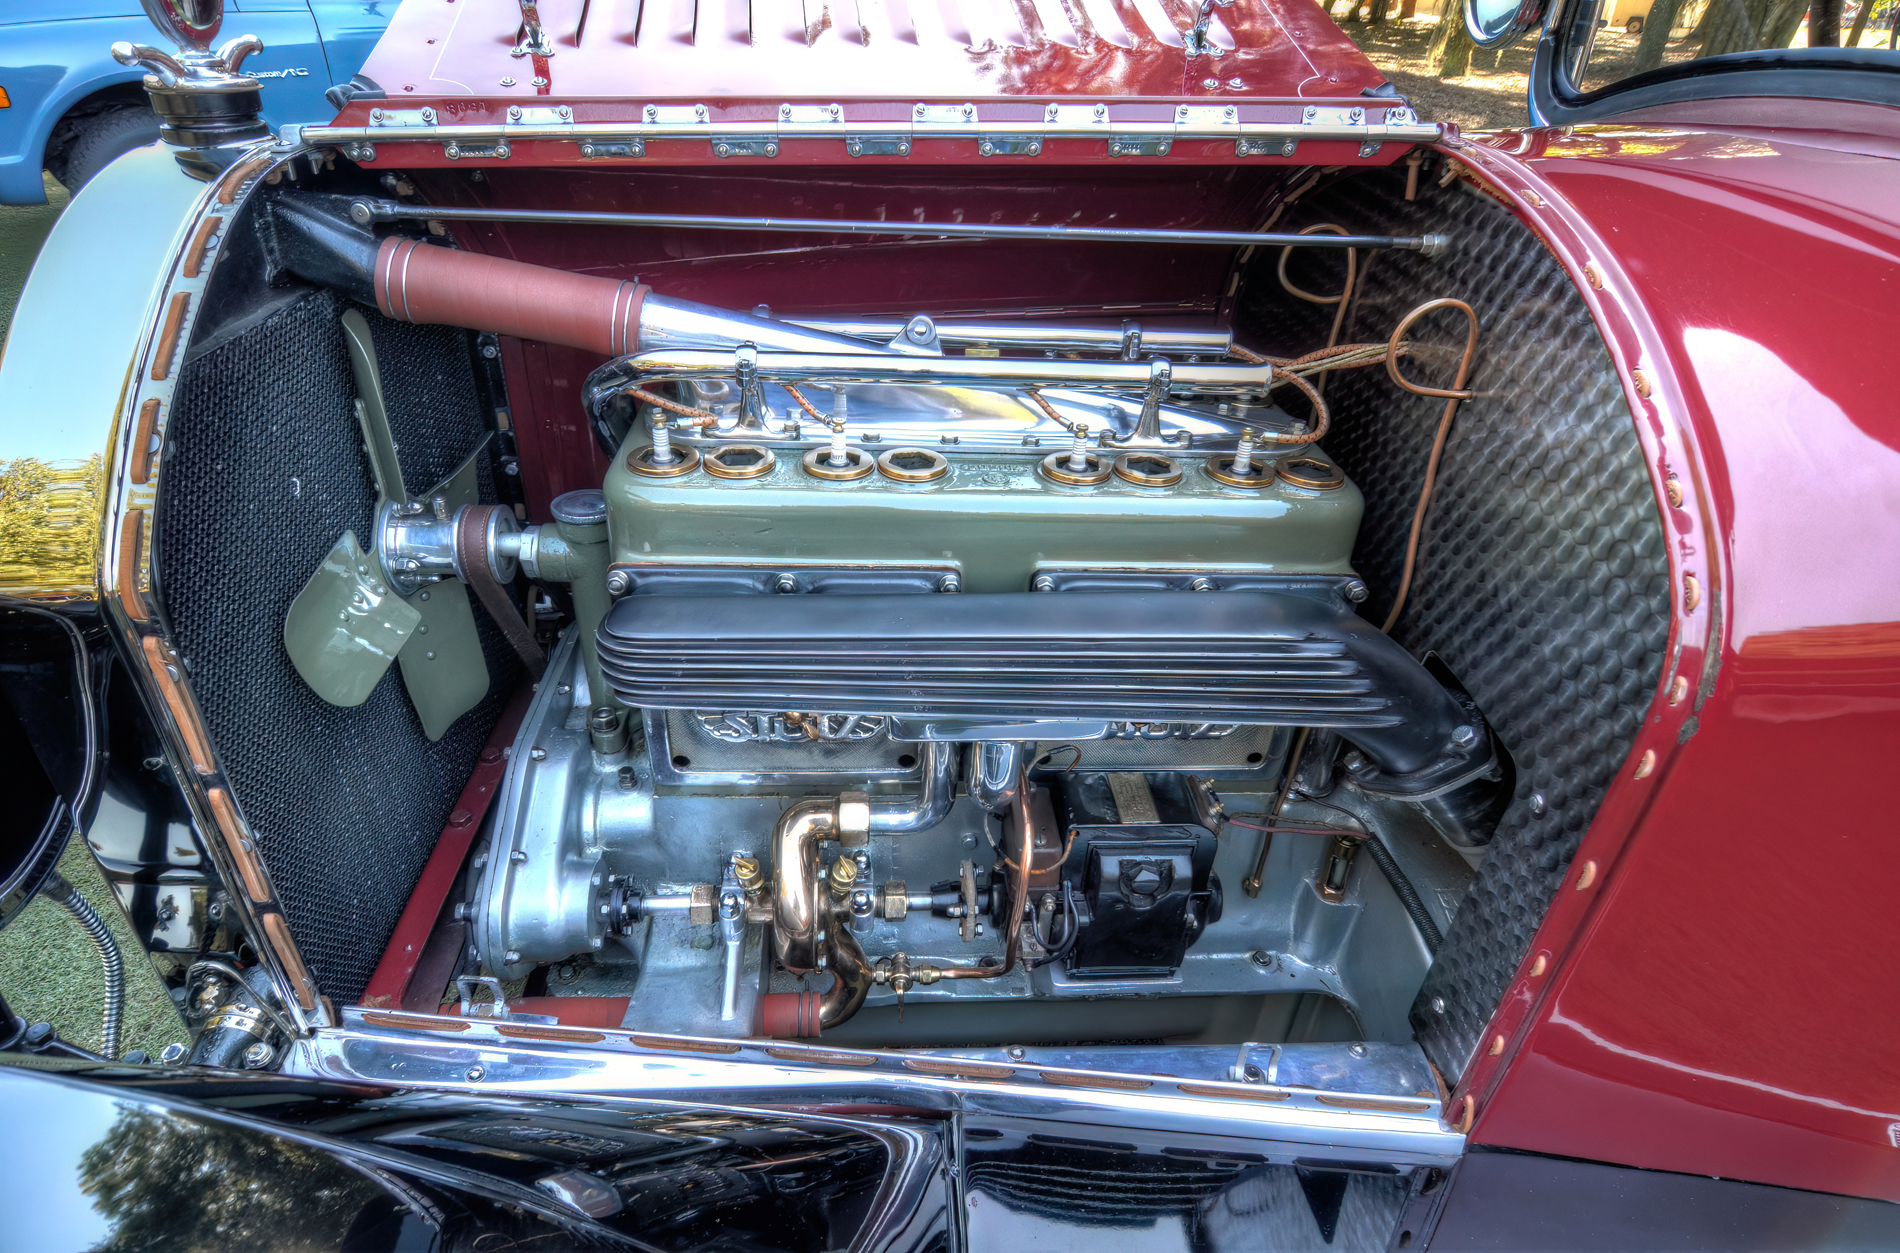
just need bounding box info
[771,798,838,974]
[1382,298,1480,633]
[933,772,1034,981]
[1276,224,1358,394]
[816,922,872,1028]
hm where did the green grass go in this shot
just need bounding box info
[0,836,187,1059]
[0,172,71,351]
[1,170,186,1058]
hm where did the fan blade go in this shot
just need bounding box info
[397,579,490,740]
[283,531,420,706]
[341,308,407,503]
[394,439,494,741]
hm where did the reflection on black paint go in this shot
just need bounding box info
[78,1104,389,1253]
[965,1133,1412,1251]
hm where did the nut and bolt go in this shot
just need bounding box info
[241,1042,274,1069]
[1032,574,1057,592]
[159,1042,189,1064]
[774,573,799,593]
[936,573,961,593]
[1431,997,1448,1014]
[1189,576,1218,592]
[1241,1063,1266,1083]
[466,1065,485,1082]
[1450,725,1481,747]
[1348,1042,1369,1058]
[1249,949,1275,967]
[606,569,633,596]
[1529,793,1548,815]
[1006,1045,1027,1060]
[504,949,522,963]
[1343,579,1369,603]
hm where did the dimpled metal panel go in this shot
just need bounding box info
[1237,168,1670,1080]
[155,288,515,1003]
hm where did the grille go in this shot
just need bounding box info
[1237,168,1671,1079]
[155,287,516,1003]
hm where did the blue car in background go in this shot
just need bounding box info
[0,1,392,204]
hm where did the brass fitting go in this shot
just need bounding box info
[828,854,859,901]
[835,790,871,848]
[733,855,765,900]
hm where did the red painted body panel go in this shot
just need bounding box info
[356,0,1386,104]
[355,0,1900,1198]
[1447,104,1900,1201]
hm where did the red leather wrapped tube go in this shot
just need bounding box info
[375,236,647,356]
[760,990,825,1038]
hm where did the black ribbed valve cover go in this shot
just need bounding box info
[599,590,1494,795]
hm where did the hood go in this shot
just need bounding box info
[353,0,1390,106]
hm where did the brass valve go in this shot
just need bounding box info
[733,855,765,900]
[828,854,859,901]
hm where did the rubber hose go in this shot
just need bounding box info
[47,872,124,1059]
[1361,837,1444,954]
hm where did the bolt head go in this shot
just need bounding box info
[505,950,522,963]
[1242,1063,1266,1082]
[159,1042,189,1064]
[1451,724,1481,747]
[466,1065,485,1081]
[1006,1046,1026,1060]
[1431,996,1448,1014]
[241,1042,273,1068]
[1348,1042,1369,1058]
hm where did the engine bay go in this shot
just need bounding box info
[139,153,1667,1068]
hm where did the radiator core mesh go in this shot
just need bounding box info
[155,287,515,1004]
[1238,168,1671,1079]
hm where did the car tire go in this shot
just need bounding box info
[1625,14,1644,31]
[57,105,161,193]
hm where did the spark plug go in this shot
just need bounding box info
[1066,423,1092,472]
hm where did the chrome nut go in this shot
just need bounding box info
[878,880,908,920]
[836,791,871,846]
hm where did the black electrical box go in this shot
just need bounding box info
[1053,773,1222,978]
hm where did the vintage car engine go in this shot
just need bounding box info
[286,235,1513,1041]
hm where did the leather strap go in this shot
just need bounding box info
[455,505,546,679]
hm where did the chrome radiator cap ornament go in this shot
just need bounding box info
[111,0,269,157]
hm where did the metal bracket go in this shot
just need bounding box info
[342,140,376,162]
[977,136,1042,156]
[712,138,779,158]
[1109,136,1173,157]
[444,140,510,160]
[846,135,913,157]
[578,139,644,159]
[1238,137,1298,158]
[507,104,572,125]
[369,107,438,127]
[457,975,510,1019]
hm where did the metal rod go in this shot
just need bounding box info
[348,199,1448,254]
[787,317,1232,356]
[615,348,1273,392]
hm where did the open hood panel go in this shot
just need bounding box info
[354,0,1391,105]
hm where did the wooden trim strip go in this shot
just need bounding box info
[216,153,274,206]
[763,1046,880,1067]
[1039,1071,1153,1091]
[625,1034,742,1055]
[1174,1082,1292,1102]
[206,786,271,903]
[903,1058,1015,1080]
[151,292,189,382]
[1312,1093,1435,1113]
[130,398,161,485]
[115,510,147,622]
[497,1023,607,1043]
[362,1010,471,1032]
[183,216,223,279]
[261,911,319,1010]
[139,635,216,774]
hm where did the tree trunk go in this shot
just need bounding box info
[1697,0,1811,53]
[1811,0,1844,42]
[1844,0,1872,42]
[1632,0,1687,68]
[1401,0,1418,18]
[1429,0,1476,74]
